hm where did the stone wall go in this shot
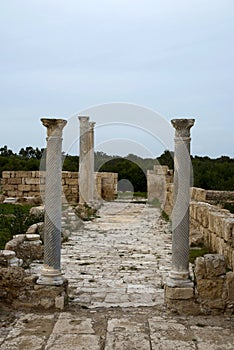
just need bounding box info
[190,201,234,270]
[2,171,118,203]
[165,253,234,315]
[147,165,173,204]
[150,168,234,269]
[163,186,234,217]
[195,254,234,313]
[97,172,118,201]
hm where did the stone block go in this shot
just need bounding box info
[55,294,66,309]
[25,178,40,185]
[201,207,209,228]
[18,184,31,192]
[71,172,78,178]
[204,254,226,277]
[16,171,27,178]
[31,184,40,191]
[194,256,206,280]
[214,213,228,238]
[8,191,19,197]
[66,178,78,185]
[30,206,45,217]
[222,218,234,243]
[2,171,11,178]
[196,278,225,300]
[226,271,234,302]
[191,187,206,202]
[8,178,22,185]
[71,187,78,194]
[165,285,194,300]
[31,171,40,178]
[208,211,217,232]
[4,184,15,191]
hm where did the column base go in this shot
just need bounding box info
[166,270,193,288]
[37,266,65,286]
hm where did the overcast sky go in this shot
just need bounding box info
[0,0,233,158]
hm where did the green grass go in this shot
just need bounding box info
[189,246,210,264]
[161,210,170,222]
[0,203,44,249]
[133,192,147,198]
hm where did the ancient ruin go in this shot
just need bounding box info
[0,117,234,348]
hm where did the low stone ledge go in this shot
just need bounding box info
[5,235,43,267]
[0,266,68,310]
[165,286,194,300]
[164,285,200,315]
[194,254,234,314]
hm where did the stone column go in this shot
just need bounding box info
[37,118,67,286]
[167,118,195,287]
[78,116,90,204]
[89,121,96,203]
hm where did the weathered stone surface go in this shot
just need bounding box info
[165,286,194,300]
[226,271,234,302]
[194,256,206,280]
[29,205,45,217]
[4,235,43,266]
[26,224,38,235]
[204,254,226,277]
[105,318,151,350]
[196,278,225,300]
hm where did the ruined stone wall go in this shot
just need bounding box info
[97,172,118,201]
[2,171,118,203]
[149,167,234,271]
[147,165,173,204]
[190,201,234,270]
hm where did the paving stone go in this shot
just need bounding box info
[45,334,100,350]
[149,317,196,349]
[105,318,151,350]
[0,335,46,350]
[191,325,234,349]
[52,314,95,334]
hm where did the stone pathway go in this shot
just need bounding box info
[0,201,234,349]
[62,200,172,308]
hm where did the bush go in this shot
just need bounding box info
[0,204,44,249]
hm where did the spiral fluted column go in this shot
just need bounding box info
[78,116,90,204]
[37,118,67,286]
[167,118,195,287]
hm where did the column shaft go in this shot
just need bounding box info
[89,122,95,203]
[37,118,67,286]
[78,116,90,204]
[168,118,195,287]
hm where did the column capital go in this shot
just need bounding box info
[78,116,90,122]
[41,118,67,137]
[171,119,195,138]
